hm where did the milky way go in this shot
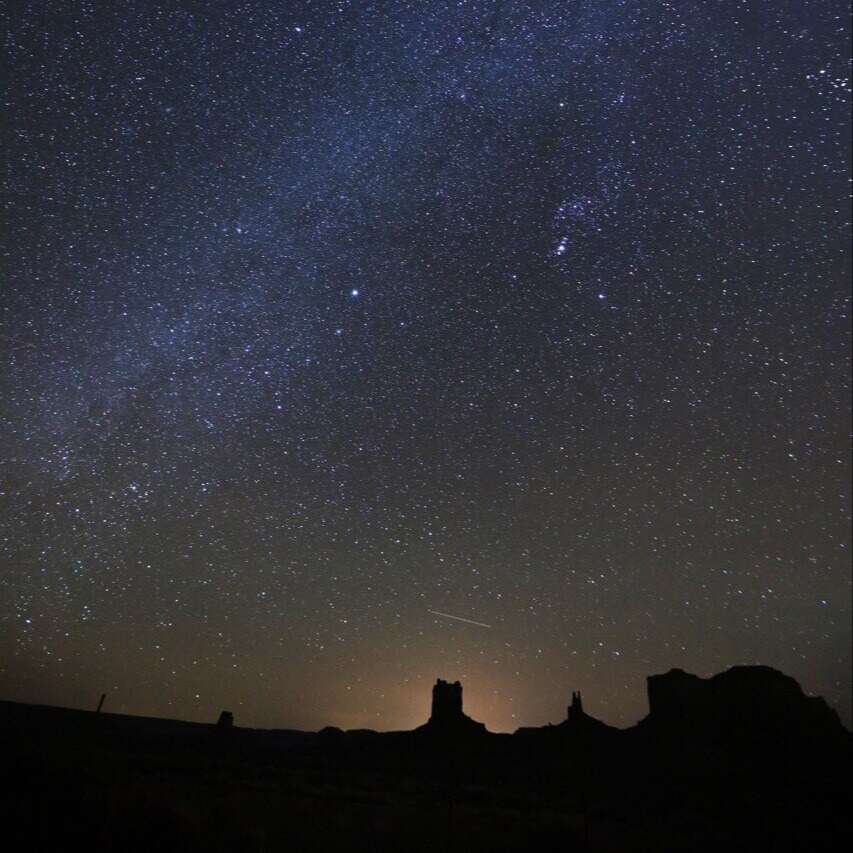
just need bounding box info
[1,1,850,731]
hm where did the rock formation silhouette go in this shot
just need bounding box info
[639,665,844,739]
[414,678,488,736]
[1,664,849,852]
[564,688,615,737]
[431,678,463,721]
[567,690,584,722]
[515,687,616,738]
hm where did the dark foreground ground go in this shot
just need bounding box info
[1,699,850,852]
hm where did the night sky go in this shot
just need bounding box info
[1,1,850,733]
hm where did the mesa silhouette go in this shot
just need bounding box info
[2,665,850,852]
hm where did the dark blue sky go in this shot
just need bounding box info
[1,1,850,731]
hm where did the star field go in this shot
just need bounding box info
[1,1,850,731]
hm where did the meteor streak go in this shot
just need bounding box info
[428,610,493,629]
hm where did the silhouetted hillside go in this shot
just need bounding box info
[2,666,849,852]
[641,665,844,734]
